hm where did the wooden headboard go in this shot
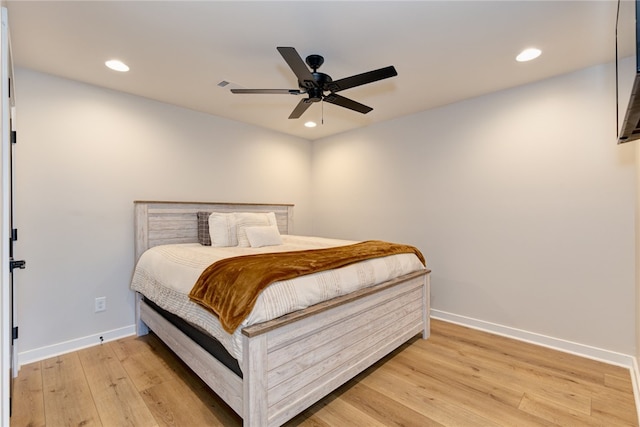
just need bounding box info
[134,201,294,261]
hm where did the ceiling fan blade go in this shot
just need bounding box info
[277,47,317,89]
[231,88,303,95]
[327,66,397,92]
[289,98,314,119]
[323,93,373,114]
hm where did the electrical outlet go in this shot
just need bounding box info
[95,296,106,313]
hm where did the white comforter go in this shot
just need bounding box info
[130,235,425,366]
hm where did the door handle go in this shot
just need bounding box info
[9,259,25,272]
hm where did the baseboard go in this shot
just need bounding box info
[431,309,634,368]
[17,324,136,367]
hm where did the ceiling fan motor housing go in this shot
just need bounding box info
[304,72,332,101]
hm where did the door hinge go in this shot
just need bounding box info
[9,260,25,272]
[11,228,17,242]
[12,326,18,340]
[10,130,16,144]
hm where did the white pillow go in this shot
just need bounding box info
[235,212,277,247]
[245,225,283,248]
[208,212,238,247]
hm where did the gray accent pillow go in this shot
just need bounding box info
[196,212,211,246]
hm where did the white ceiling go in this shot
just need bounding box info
[5,1,635,140]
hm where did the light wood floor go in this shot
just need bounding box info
[11,319,638,426]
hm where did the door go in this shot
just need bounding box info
[1,7,14,424]
[8,94,18,415]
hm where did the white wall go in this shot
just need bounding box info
[312,62,636,355]
[11,60,638,363]
[12,68,312,361]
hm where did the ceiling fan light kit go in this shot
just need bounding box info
[231,46,397,120]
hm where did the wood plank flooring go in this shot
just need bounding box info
[11,319,638,426]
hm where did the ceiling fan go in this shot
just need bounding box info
[230,47,398,119]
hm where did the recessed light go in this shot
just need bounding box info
[516,48,541,62]
[304,121,317,128]
[105,59,129,72]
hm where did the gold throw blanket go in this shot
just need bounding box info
[189,240,426,333]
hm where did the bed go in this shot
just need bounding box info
[132,200,431,426]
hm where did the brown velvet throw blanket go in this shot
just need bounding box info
[189,240,426,333]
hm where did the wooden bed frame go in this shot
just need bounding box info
[133,200,430,426]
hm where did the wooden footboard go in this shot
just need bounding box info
[132,201,430,426]
[242,270,429,426]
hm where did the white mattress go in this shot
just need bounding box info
[130,235,426,366]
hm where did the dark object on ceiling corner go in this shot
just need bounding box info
[231,46,397,119]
